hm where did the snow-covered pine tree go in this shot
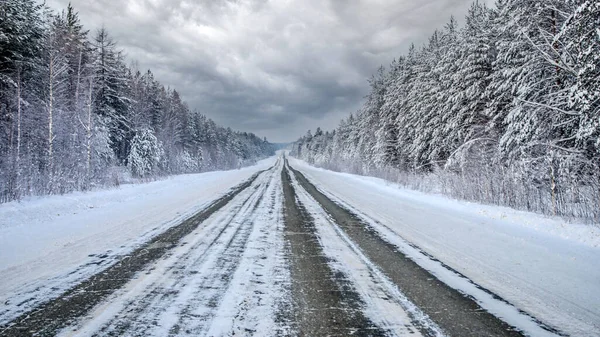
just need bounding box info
[407,32,443,171]
[393,44,418,171]
[92,28,132,163]
[0,0,44,200]
[559,0,600,160]
[47,7,95,192]
[358,66,386,170]
[128,128,163,178]
[444,3,497,171]
[428,17,461,167]
[375,59,403,168]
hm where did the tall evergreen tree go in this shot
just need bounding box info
[291,0,599,220]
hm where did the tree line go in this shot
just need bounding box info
[292,0,599,221]
[0,1,274,202]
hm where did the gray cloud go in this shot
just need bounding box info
[46,0,485,142]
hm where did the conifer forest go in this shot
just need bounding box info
[0,0,274,203]
[292,1,600,221]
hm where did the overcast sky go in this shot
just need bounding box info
[46,0,485,143]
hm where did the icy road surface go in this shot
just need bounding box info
[1,154,598,336]
[59,158,290,336]
[289,157,600,336]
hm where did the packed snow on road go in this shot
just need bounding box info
[0,157,276,325]
[1,155,598,336]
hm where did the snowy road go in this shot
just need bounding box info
[58,158,289,336]
[288,157,600,337]
[0,157,276,325]
[1,154,596,336]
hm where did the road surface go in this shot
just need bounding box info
[1,155,591,336]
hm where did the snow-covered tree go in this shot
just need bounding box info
[0,0,44,199]
[92,28,132,163]
[559,0,600,157]
[291,0,600,220]
[0,2,274,202]
[128,129,163,178]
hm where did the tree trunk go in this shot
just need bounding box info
[551,9,561,87]
[75,46,82,108]
[15,66,22,199]
[550,163,557,216]
[48,55,55,189]
[86,77,93,187]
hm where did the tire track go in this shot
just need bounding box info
[281,163,387,336]
[59,160,289,336]
[0,166,271,337]
[204,160,290,336]
[287,160,528,337]
[287,165,440,337]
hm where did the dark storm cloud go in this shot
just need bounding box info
[46,0,486,142]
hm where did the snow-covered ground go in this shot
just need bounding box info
[58,160,289,336]
[4,154,599,336]
[52,156,438,336]
[289,157,600,336]
[0,157,276,324]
